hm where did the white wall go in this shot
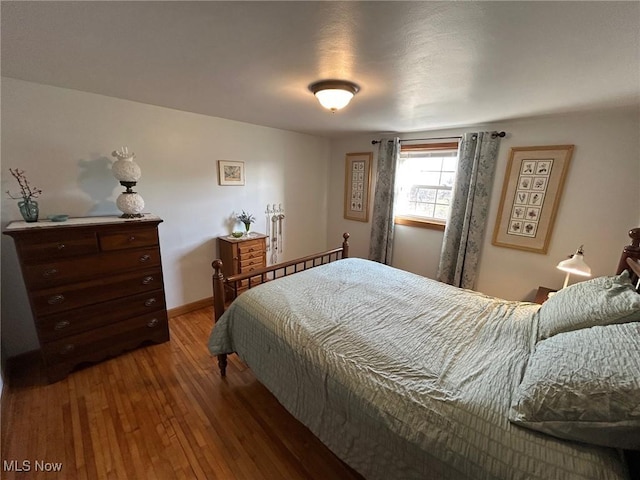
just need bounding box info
[328,108,640,301]
[1,78,330,358]
[3,79,638,358]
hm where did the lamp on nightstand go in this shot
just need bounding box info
[557,245,592,288]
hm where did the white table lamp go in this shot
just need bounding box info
[557,245,592,288]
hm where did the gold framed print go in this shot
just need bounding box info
[492,145,574,254]
[344,152,372,222]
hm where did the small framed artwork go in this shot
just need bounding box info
[344,152,372,222]
[492,145,574,254]
[217,160,245,186]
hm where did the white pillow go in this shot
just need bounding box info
[510,322,640,449]
[537,271,640,341]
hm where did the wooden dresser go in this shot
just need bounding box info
[4,215,170,382]
[217,233,267,298]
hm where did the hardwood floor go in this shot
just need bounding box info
[1,307,363,480]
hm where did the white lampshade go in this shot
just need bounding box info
[309,80,360,112]
[112,147,141,182]
[557,245,591,288]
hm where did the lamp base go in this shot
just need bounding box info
[116,191,145,217]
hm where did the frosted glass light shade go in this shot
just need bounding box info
[309,80,360,112]
[112,147,141,182]
[315,89,354,111]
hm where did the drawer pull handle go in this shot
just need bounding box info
[139,254,151,263]
[129,236,136,242]
[60,344,75,355]
[43,268,59,278]
[57,243,66,250]
[47,294,65,305]
[54,320,70,330]
[144,298,157,307]
[147,318,159,328]
[142,276,154,285]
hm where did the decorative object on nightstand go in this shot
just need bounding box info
[236,210,255,236]
[557,245,592,288]
[112,146,145,218]
[7,168,42,222]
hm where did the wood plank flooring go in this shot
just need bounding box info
[1,307,363,480]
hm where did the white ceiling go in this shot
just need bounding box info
[2,1,639,138]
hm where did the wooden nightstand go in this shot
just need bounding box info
[217,233,267,299]
[534,286,557,304]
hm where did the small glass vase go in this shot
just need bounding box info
[243,222,251,236]
[18,199,39,223]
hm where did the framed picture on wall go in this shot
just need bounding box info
[344,152,373,222]
[217,160,245,186]
[492,145,574,254]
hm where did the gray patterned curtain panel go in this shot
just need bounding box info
[368,138,400,264]
[437,132,502,289]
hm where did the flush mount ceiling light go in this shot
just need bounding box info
[309,80,360,112]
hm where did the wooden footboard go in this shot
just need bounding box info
[211,232,349,375]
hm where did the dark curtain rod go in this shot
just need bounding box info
[371,131,506,145]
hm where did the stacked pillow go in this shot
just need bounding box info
[537,271,640,340]
[509,271,640,449]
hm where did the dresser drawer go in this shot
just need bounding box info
[36,288,165,342]
[41,310,169,366]
[24,246,161,289]
[17,231,99,262]
[239,256,264,270]
[238,239,265,255]
[239,249,265,261]
[240,264,263,274]
[30,268,163,316]
[99,228,159,251]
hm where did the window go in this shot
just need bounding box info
[394,142,459,230]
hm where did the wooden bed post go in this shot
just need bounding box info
[211,260,228,376]
[617,227,640,275]
[342,232,350,258]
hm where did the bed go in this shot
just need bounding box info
[208,229,640,479]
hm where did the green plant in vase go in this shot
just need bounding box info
[236,210,255,236]
[7,168,42,222]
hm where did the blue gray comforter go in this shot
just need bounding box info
[209,258,629,480]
